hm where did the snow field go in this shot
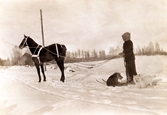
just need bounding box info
[0,55,167,115]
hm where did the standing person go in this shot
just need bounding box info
[119,32,137,84]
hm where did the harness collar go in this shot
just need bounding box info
[32,46,43,65]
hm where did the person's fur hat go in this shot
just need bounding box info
[122,32,130,41]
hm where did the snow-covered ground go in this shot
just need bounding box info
[0,55,167,115]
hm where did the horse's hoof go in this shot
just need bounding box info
[38,81,41,82]
[60,79,64,83]
[43,79,46,82]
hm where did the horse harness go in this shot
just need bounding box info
[22,37,63,64]
[31,44,61,64]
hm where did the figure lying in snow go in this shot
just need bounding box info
[106,72,127,87]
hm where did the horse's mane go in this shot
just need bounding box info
[27,37,39,47]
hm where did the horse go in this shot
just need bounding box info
[19,35,67,82]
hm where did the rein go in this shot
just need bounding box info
[21,37,117,69]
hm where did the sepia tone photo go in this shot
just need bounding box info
[0,0,167,115]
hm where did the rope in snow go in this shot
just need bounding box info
[72,55,120,69]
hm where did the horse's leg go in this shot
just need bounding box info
[41,64,46,82]
[56,59,65,82]
[32,57,41,82]
[35,65,41,82]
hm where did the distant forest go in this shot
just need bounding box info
[0,42,166,66]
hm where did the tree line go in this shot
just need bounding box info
[135,42,166,55]
[65,42,167,63]
[65,46,121,63]
[0,42,166,66]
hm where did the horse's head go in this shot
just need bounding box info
[19,35,29,49]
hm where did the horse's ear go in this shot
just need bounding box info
[24,34,26,37]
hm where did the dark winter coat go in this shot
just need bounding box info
[123,40,135,62]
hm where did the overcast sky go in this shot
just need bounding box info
[0,0,167,59]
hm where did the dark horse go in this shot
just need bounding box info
[19,35,67,82]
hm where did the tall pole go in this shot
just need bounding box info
[40,9,46,71]
[40,9,45,46]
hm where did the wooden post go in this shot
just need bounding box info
[40,9,46,71]
[40,9,45,46]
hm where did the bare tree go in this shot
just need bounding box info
[155,42,160,54]
[92,49,98,59]
[0,58,4,66]
[149,42,154,55]
[77,49,81,58]
[11,45,22,65]
[99,50,106,59]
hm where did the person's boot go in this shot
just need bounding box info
[128,80,135,85]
